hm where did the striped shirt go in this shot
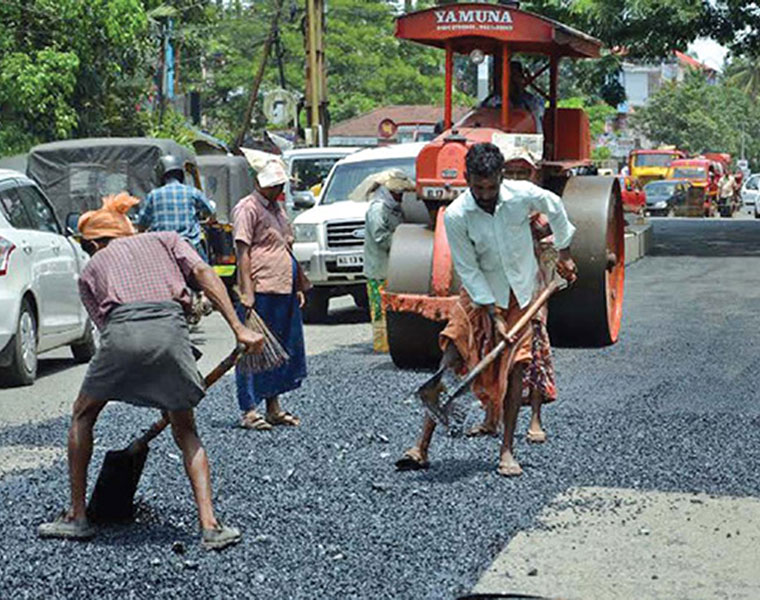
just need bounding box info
[137,181,214,247]
[78,232,203,329]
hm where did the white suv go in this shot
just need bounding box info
[0,170,95,386]
[292,143,427,321]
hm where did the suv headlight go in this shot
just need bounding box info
[294,223,318,243]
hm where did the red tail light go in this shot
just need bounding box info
[0,236,15,276]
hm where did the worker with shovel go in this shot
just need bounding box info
[396,143,577,477]
[38,193,264,549]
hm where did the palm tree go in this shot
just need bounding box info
[725,55,760,100]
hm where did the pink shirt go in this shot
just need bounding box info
[232,191,294,294]
[78,232,203,329]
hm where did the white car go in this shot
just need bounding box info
[282,147,360,218]
[292,143,428,322]
[741,173,760,217]
[0,170,95,386]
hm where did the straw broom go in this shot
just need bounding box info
[233,285,289,374]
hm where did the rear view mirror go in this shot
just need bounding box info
[293,191,316,210]
[65,212,81,236]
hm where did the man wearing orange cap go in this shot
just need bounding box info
[38,193,264,550]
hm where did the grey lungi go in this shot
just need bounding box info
[80,302,205,411]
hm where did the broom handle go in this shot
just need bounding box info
[137,345,245,445]
[449,279,562,398]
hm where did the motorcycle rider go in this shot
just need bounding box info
[137,156,216,321]
[137,155,216,260]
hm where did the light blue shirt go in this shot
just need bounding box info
[444,180,575,309]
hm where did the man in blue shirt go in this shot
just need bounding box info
[137,155,215,260]
[396,143,576,477]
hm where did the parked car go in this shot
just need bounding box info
[741,173,760,217]
[0,170,95,386]
[618,175,646,212]
[644,179,691,217]
[292,143,428,322]
[282,147,360,218]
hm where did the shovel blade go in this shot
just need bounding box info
[86,442,148,523]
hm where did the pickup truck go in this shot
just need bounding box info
[292,143,426,322]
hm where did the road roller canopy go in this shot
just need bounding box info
[395,2,602,59]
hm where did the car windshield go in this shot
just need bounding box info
[634,153,677,167]
[645,182,678,195]
[320,157,416,205]
[290,157,342,192]
[671,167,705,180]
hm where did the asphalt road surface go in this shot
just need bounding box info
[1,218,759,599]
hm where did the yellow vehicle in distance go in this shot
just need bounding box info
[629,148,686,187]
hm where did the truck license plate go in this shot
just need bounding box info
[337,254,363,266]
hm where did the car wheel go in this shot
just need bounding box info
[302,289,329,323]
[70,319,98,363]
[0,298,38,386]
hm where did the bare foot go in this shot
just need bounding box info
[466,422,499,438]
[497,450,523,477]
[395,447,429,471]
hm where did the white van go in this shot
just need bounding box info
[282,147,359,218]
[292,143,427,322]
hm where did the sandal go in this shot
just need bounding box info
[38,511,96,540]
[526,429,547,444]
[240,412,273,431]
[266,411,301,427]
[466,423,499,438]
[395,448,430,471]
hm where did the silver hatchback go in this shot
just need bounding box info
[0,169,95,386]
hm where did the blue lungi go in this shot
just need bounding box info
[235,258,307,410]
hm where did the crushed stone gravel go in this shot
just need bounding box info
[2,219,760,599]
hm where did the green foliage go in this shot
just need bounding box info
[591,146,612,160]
[630,70,760,162]
[724,55,760,100]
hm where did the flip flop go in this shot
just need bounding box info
[395,449,430,471]
[240,413,273,431]
[497,458,523,477]
[526,430,547,444]
[266,411,301,427]
[38,512,97,540]
[466,423,499,438]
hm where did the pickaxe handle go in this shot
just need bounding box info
[446,279,563,402]
[136,344,245,445]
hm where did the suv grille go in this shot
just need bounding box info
[326,220,365,249]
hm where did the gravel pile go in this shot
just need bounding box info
[2,219,760,599]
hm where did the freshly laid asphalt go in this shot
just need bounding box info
[2,218,760,599]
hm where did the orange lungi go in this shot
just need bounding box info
[439,288,533,423]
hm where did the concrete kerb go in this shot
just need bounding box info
[624,215,653,265]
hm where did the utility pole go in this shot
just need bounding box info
[305,0,327,146]
[234,0,285,151]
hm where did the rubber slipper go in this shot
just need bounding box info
[38,512,96,540]
[526,430,547,444]
[466,423,499,438]
[497,459,523,477]
[240,413,273,431]
[395,449,429,471]
[266,411,301,427]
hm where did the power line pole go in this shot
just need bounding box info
[234,0,286,151]
[305,0,327,146]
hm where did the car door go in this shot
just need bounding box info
[743,175,760,213]
[14,183,83,338]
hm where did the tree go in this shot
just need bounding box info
[725,55,760,100]
[629,70,760,166]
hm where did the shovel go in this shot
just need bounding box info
[86,345,245,523]
[415,277,567,433]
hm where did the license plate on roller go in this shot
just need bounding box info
[337,254,363,266]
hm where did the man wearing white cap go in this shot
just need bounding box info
[231,155,308,431]
[353,169,416,352]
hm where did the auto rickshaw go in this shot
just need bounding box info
[196,154,255,286]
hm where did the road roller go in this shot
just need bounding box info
[383,1,625,369]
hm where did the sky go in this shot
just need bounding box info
[688,38,730,71]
